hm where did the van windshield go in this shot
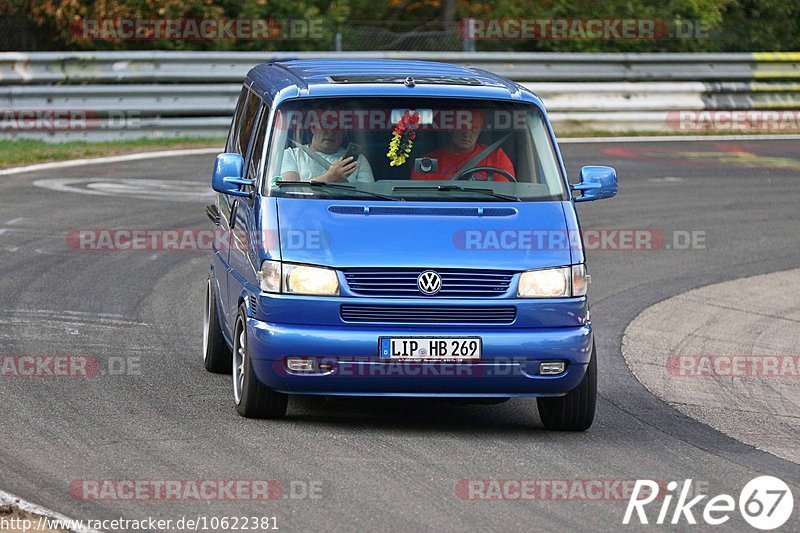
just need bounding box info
[263,98,567,202]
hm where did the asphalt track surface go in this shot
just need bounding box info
[1,138,798,532]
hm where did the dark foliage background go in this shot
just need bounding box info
[1,0,799,52]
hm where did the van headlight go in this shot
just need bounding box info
[258,261,339,296]
[518,265,589,298]
[284,264,339,295]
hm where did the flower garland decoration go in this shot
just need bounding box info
[387,110,420,166]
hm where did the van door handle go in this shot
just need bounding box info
[205,204,221,226]
[229,200,239,230]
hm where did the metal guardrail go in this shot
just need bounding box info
[1,51,799,141]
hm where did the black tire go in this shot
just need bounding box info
[537,343,597,431]
[232,304,288,419]
[203,276,232,374]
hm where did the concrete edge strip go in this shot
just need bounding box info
[1,135,799,176]
[0,489,102,533]
[0,147,220,176]
[558,133,800,143]
[620,268,800,465]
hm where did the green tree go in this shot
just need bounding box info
[2,0,799,52]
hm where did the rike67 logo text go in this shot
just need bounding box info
[624,476,794,530]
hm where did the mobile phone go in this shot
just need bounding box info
[342,142,361,162]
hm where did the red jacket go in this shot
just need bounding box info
[410,144,515,181]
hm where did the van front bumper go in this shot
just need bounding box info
[246,319,593,397]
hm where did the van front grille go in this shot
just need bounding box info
[343,268,514,297]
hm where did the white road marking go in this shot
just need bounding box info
[34,248,74,256]
[1,308,149,327]
[647,176,687,182]
[32,177,213,203]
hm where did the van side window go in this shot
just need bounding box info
[247,103,270,182]
[226,86,249,153]
[236,90,261,157]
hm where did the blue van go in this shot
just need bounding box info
[203,59,617,430]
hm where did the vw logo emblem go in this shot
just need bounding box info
[417,270,442,295]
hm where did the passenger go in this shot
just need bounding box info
[280,118,374,183]
[410,110,515,181]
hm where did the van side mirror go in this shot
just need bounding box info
[573,166,618,202]
[212,153,253,198]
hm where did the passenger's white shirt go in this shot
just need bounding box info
[280,146,374,183]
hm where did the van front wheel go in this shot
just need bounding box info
[537,343,596,431]
[232,304,288,419]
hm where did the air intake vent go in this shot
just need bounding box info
[328,206,517,217]
[248,294,258,312]
[328,205,364,215]
[340,305,516,324]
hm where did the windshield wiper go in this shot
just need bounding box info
[274,181,401,201]
[392,184,520,202]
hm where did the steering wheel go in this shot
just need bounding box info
[452,166,517,182]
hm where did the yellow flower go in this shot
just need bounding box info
[387,129,414,166]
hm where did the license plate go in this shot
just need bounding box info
[379,337,482,360]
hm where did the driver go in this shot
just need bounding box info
[410,109,515,181]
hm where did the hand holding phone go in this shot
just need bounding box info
[341,142,361,163]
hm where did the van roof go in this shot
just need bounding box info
[247,59,542,107]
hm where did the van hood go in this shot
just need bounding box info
[274,198,574,270]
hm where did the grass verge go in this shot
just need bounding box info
[0,138,223,169]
